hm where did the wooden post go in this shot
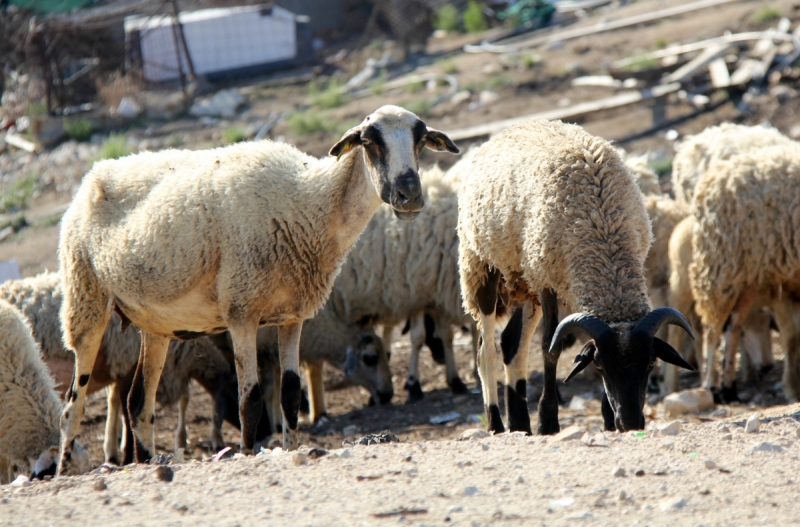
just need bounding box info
[171,0,195,80]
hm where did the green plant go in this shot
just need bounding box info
[463,1,487,33]
[95,134,132,161]
[434,5,461,32]
[63,118,93,142]
[371,69,388,96]
[437,59,460,74]
[486,74,514,89]
[405,98,432,116]
[24,101,47,118]
[650,158,673,177]
[288,111,334,136]
[309,79,345,109]
[751,4,780,24]
[620,52,659,72]
[654,37,668,50]
[404,79,425,94]
[223,126,247,144]
[165,133,184,148]
[520,53,540,69]
[0,173,37,213]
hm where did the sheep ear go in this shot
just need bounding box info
[424,128,459,154]
[329,129,363,159]
[343,346,359,378]
[564,342,596,383]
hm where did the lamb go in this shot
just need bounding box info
[672,123,793,205]
[0,299,89,483]
[0,273,256,465]
[457,119,694,435]
[56,105,458,471]
[328,160,475,403]
[690,143,800,402]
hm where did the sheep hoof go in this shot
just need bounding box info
[537,397,560,435]
[486,404,505,434]
[404,380,425,404]
[714,383,740,404]
[506,382,532,434]
[448,377,468,395]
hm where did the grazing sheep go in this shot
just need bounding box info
[0,273,255,465]
[690,144,800,401]
[643,195,691,314]
[0,299,89,483]
[329,162,474,403]
[672,123,793,205]
[458,119,694,435]
[56,105,458,471]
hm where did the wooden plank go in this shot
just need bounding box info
[446,83,681,141]
[662,44,733,84]
[708,58,731,88]
[479,0,744,52]
[4,132,37,153]
[730,59,763,85]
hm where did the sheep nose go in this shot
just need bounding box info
[378,390,394,404]
[392,170,424,216]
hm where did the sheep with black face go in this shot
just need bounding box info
[457,119,694,434]
[56,105,458,473]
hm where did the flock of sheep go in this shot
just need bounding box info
[0,103,798,485]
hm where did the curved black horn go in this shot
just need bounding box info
[548,313,614,354]
[633,307,695,340]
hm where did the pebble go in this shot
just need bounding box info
[464,486,478,496]
[745,414,760,433]
[661,439,675,449]
[481,443,490,451]
[94,479,107,491]
[342,425,358,436]
[659,497,687,511]
[10,475,30,487]
[750,441,784,453]
[447,506,463,513]
[796,426,800,439]
[339,449,352,459]
[612,467,626,477]
[551,425,585,442]
[459,429,490,441]
[664,388,713,418]
[659,421,682,436]
[703,460,717,470]
[718,425,731,434]
[292,453,308,466]
[479,90,499,105]
[568,396,587,411]
[155,466,174,482]
[565,511,592,520]
[618,490,627,501]
[721,433,732,441]
[308,448,328,459]
[635,469,645,477]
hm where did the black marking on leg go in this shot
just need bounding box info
[31,461,57,481]
[401,318,411,334]
[280,370,302,431]
[133,436,153,463]
[299,388,310,415]
[424,313,446,365]
[448,376,468,395]
[719,382,740,404]
[537,390,560,435]
[78,374,90,387]
[486,404,505,434]
[501,307,524,365]
[149,414,155,424]
[69,390,77,403]
[476,268,500,316]
[404,379,424,403]
[241,384,265,451]
[173,330,209,340]
[108,456,120,466]
[506,379,532,434]
[601,392,615,432]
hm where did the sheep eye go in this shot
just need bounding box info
[362,354,378,367]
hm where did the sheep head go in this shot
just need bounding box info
[329,105,459,221]
[342,333,394,405]
[551,308,694,432]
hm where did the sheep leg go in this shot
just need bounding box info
[501,300,541,434]
[469,322,480,388]
[228,322,263,453]
[773,298,800,402]
[103,383,122,465]
[538,288,561,435]
[57,307,110,476]
[128,331,171,462]
[719,287,758,402]
[404,312,426,403]
[601,391,616,431]
[175,392,190,452]
[278,322,303,451]
[701,324,722,394]
[438,318,467,395]
[304,360,327,422]
[476,268,504,434]
[116,372,136,465]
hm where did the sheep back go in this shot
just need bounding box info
[644,195,690,292]
[690,143,800,329]
[458,119,652,323]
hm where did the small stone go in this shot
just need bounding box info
[464,486,478,496]
[745,414,760,433]
[459,429,490,441]
[613,467,626,477]
[342,425,358,436]
[721,433,732,441]
[659,421,682,436]
[308,448,328,459]
[447,506,463,513]
[703,460,717,470]
[155,466,174,482]
[171,502,188,513]
[664,388,714,418]
[618,490,627,501]
[795,426,800,439]
[660,497,687,511]
[661,439,675,449]
[339,449,352,459]
[551,425,585,442]
[292,453,308,466]
[450,91,471,105]
[568,396,586,411]
[517,476,525,484]
[750,441,784,453]
[565,511,593,520]
[481,443,489,451]
[718,425,731,434]
[10,475,30,487]
[94,479,107,491]
[549,497,575,509]
[635,469,645,477]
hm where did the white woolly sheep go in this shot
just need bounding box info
[457,119,694,435]
[623,151,662,197]
[56,105,458,470]
[672,123,793,205]
[0,299,89,483]
[0,273,253,465]
[690,143,800,402]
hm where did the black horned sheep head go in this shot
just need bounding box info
[329,105,459,221]
[550,307,695,432]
